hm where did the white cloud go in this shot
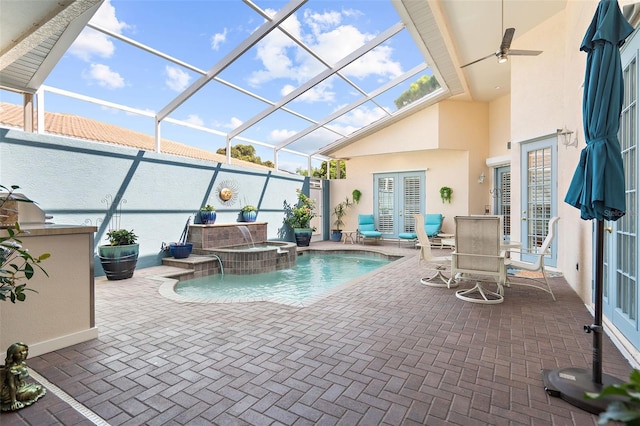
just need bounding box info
[213,117,243,130]
[211,28,228,51]
[185,114,204,127]
[327,105,389,135]
[82,64,124,89]
[247,7,402,99]
[68,0,129,62]
[165,66,191,92]
[268,128,297,143]
[284,81,335,103]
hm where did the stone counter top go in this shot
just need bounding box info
[1,223,97,236]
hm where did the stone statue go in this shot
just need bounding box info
[1,342,46,411]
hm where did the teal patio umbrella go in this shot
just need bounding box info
[543,0,634,414]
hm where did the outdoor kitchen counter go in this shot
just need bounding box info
[0,224,98,357]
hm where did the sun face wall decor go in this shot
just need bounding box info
[216,179,239,206]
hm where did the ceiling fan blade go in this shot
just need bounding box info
[460,52,496,69]
[500,27,515,52]
[508,49,543,56]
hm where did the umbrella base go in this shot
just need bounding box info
[542,367,623,414]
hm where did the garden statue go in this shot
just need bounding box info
[1,342,46,411]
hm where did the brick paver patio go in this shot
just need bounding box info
[2,241,633,425]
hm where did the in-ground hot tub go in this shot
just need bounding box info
[185,222,297,274]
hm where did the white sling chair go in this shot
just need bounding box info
[414,214,457,288]
[505,216,559,301]
[451,215,507,304]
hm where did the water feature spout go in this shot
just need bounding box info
[237,225,255,248]
[206,254,224,276]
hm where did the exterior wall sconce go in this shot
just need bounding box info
[557,126,578,148]
[478,172,485,184]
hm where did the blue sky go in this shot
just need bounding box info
[12,0,432,173]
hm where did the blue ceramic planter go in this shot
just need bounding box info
[242,210,257,222]
[200,210,216,224]
[169,242,193,259]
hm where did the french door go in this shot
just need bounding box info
[604,29,639,346]
[494,166,512,240]
[374,172,424,238]
[520,137,558,266]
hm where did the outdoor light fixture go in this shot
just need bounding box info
[497,52,508,63]
[557,126,578,148]
[478,172,485,184]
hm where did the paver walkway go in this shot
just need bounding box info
[2,241,634,425]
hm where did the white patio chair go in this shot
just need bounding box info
[414,214,457,288]
[450,215,507,304]
[505,217,560,301]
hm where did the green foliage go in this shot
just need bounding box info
[440,186,453,203]
[296,160,346,179]
[585,369,640,425]
[200,204,215,211]
[0,185,50,303]
[216,144,274,168]
[352,189,362,204]
[105,229,138,246]
[285,189,316,229]
[332,197,353,231]
[241,205,257,212]
[394,74,441,110]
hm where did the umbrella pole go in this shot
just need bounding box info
[591,219,604,384]
[541,219,622,414]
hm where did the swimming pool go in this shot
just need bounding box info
[168,251,395,306]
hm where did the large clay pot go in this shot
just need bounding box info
[293,228,312,247]
[98,243,139,280]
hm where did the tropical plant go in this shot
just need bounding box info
[200,204,215,211]
[332,197,353,231]
[585,369,640,425]
[241,205,257,212]
[352,189,362,204]
[285,189,316,229]
[440,186,453,203]
[0,184,50,303]
[105,229,138,246]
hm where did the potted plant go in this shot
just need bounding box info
[0,184,50,303]
[331,197,353,242]
[98,228,139,280]
[199,204,216,224]
[440,186,453,203]
[285,189,316,247]
[240,205,258,222]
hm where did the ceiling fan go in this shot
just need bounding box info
[460,0,542,69]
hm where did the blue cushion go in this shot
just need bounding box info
[360,230,382,237]
[424,214,443,237]
[399,232,417,239]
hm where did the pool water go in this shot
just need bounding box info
[175,252,392,303]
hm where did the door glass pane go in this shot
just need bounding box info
[377,177,394,234]
[616,55,637,321]
[527,148,551,250]
[403,176,421,232]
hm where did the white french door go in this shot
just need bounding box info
[374,172,424,238]
[520,137,558,267]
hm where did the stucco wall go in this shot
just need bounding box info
[510,3,595,302]
[0,128,307,275]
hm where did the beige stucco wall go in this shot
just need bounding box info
[510,3,595,303]
[330,100,491,233]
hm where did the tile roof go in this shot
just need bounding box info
[0,102,274,171]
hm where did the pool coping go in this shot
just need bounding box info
[156,247,411,307]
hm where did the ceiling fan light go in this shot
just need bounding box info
[498,53,508,64]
